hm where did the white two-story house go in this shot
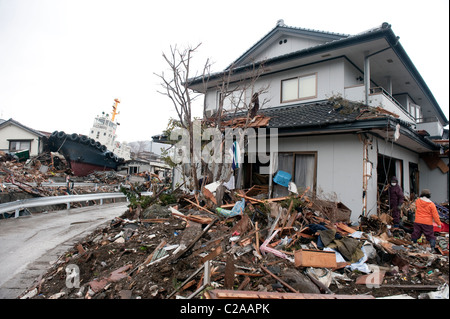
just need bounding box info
[184,21,448,221]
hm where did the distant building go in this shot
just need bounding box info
[0,118,49,157]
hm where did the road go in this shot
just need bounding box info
[0,202,128,299]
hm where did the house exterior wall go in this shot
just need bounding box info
[0,124,41,156]
[253,35,324,63]
[205,58,348,112]
[344,59,363,88]
[419,156,449,204]
[277,133,365,222]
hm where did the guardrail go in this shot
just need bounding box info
[0,192,152,218]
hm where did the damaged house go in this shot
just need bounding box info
[0,118,49,158]
[165,21,449,223]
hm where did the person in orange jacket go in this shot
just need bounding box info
[411,189,442,251]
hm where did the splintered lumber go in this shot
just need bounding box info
[356,271,386,286]
[140,218,170,223]
[184,198,216,216]
[200,246,223,264]
[235,193,266,204]
[237,276,251,290]
[336,222,357,234]
[202,187,217,205]
[166,262,206,299]
[204,289,375,299]
[143,240,167,266]
[224,255,235,289]
[294,249,337,268]
[169,206,212,224]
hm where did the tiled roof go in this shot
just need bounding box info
[220,99,396,131]
[0,118,45,137]
[260,99,389,129]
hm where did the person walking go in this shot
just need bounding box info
[411,189,442,251]
[382,176,404,229]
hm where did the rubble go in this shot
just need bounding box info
[1,152,130,217]
[18,183,448,300]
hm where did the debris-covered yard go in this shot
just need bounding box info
[19,183,449,300]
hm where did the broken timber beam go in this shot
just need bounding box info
[204,289,375,299]
[294,249,337,268]
[184,198,216,216]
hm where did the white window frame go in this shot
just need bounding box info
[281,73,318,103]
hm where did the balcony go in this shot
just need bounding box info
[415,117,444,137]
[344,85,416,124]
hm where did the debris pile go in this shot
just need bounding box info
[1,153,129,219]
[20,184,449,300]
[0,160,121,197]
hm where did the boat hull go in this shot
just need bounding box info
[48,131,125,176]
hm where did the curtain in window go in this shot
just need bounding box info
[281,78,298,102]
[273,153,316,197]
[273,153,293,197]
[294,154,315,192]
[298,75,316,98]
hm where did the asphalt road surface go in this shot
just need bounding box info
[0,202,128,299]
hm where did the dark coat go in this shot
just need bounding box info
[384,184,404,208]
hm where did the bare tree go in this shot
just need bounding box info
[155,44,211,193]
[157,43,269,197]
[208,62,270,187]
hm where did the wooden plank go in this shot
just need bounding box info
[186,215,213,224]
[356,271,386,286]
[224,255,235,289]
[294,249,337,268]
[205,289,375,299]
[237,276,251,291]
[200,246,223,264]
[438,247,449,256]
[140,218,170,223]
[286,212,298,228]
[336,222,356,234]
[235,193,266,204]
[202,187,217,205]
[143,240,167,266]
[184,198,216,216]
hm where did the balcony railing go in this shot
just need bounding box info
[369,87,403,109]
[344,85,416,123]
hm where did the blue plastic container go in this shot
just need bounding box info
[273,170,292,187]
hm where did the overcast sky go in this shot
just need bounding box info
[0,0,448,143]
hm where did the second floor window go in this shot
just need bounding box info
[281,73,317,103]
